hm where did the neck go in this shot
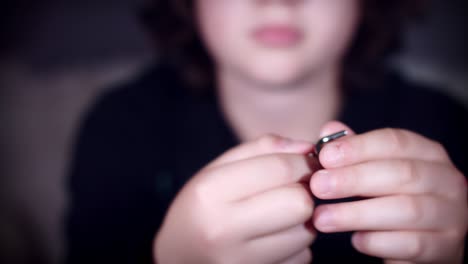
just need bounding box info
[217,66,343,142]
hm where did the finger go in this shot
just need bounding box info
[310,160,466,200]
[231,183,314,238]
[385,261,412,264]
[279,248,312,264]
[319,120,356,138]
[246,225,314,264]
[206,134,314,169]
[203,153,320,202]
[313,195,451,233]
[319,128,451,169]
[352,231,462,263]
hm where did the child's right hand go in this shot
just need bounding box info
[154,135,319,264]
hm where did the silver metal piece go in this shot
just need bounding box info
[310,130,348,157]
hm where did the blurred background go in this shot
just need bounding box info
[0,0,467,263]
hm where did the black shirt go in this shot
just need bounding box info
[66,63,468,263]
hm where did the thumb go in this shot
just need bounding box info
[206,134,314,169]
[315,121,355,168]
[319,121,356,138]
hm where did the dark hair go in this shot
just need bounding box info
[141,0,423,91]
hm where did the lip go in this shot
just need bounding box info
[252,24,304,48]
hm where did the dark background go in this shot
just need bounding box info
[0,0,467,263]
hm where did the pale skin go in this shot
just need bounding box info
[313,122,468,263]
[156,135,319,263]
[154,0,468,263]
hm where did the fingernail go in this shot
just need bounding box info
[313,170,334,196]
[321,142,345,166]
[352,232,365,249]
[315,207,335,231]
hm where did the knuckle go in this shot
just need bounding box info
[257,134,282,150]
[448,169,468,200]
[199,222,230,250]
[226,255,247,264]
[342,205,359,227]
[291,187,314,219]
[406,235,425,261]
[341,166,359,193]
[192,182,209,204]
[430,140,449,160]
[192,179,215,207]
[271,155,295,181]
[383,128,409,153]
[401,195,424,225]
[285,249,312,264]
[399,160,420,187]
[445,227,464,243]
[303,249,313,263]
[212,253,240,264]
[446,224,468,246]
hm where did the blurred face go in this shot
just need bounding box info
[196,0,361,87]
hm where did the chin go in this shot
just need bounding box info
[247,61,310,87]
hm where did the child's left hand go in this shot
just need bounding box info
[310,121,468,263]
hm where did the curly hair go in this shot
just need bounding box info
[140,0,423,91]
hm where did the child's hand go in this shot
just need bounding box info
[155,135,320,264]
[311,121,468,263]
